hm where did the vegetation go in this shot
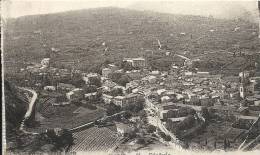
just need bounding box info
[4,7,260,76]
[5,80,28,137]
[106,102,121,116]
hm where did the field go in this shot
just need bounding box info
[27,97,106,133]
[188,121,247,151]
[70,126,124,152]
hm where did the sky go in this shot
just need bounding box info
[2,0,260,22]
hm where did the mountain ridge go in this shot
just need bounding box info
[4,7,260,73]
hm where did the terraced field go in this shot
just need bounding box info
[70,126,124,152]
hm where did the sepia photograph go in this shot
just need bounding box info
[1,0,260,155]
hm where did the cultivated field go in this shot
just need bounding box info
[70,126,124,152]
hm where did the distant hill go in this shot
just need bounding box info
[4,7,260,73]
[5,80,28,138]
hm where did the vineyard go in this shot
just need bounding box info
[70,127,124,152]
[27,96,106,132]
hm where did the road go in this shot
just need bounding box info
[143,90,183,151]
[18,87,38,134]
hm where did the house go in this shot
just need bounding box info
[102,80,118,91]
[131,57,146,68]
[160,109,179,120]
[200,96,214,107]
[123,57,146,68]
[84,92,98,101]
[57,83,76,92]
[150,71,160,76]
[196,72,210,77]
[237,107,250,116]
[160,102,178,110]
[115,122,135,136]
[102,68,112,78]
[126,80,139,93]
[102,94,114,104]
[184,71,193,76]
[114,96,126,107]
[41,58,50,68]
[166,117,187,131]
[125,93,142,105]
[157,89,166,96]
[82,73,100,84]
[229,90,240,99]
[44,86,56,91]
[172,55,186,67]
[125,70,142,80]
[66,88,84,101]
[161,96,171,103]
[148,75,157,83]
[108,64,119,71]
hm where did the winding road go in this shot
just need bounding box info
[18,87,38,133]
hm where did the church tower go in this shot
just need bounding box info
[239,71,246,99]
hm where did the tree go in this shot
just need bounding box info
[201,107,210,121]
[147,125,156,133]
[110,72,123,82]
[89,64,102,74]
[89,77,101,87]
[121,61,133,71]
[176,115,195,131]
[117,75,130,87]
[82,84,97,94]
[106,102,121,116]
[109,88,124,97]
[164,135,171,141]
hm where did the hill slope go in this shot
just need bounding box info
[4,81,28,138]
[4,7,260,73]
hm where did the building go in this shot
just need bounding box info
[200,96,214,107]
[166,117,187,131]
[115,122,135,136]
[108,64,119,71]
[102,94,114,104]
[66,88,84,101]
[161,96,171,103]
[126,80,139,93]
[196,71,210,77]
[84,92,98,101]
[114,96,126,107]
[41,58,50,68]
[57,83,76,92]
[82,73,100,84]
[172,55,186,67]
[125,93,142,105]
[160,102,178,110]
[123,57,146,68]
[160,109,179,120]
[44,86,56,91]
[102,80,118,91]
[125,70,142,80]
[102,68,112,78]
[239,79,255,99]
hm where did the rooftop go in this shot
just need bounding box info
[168,117,187,122]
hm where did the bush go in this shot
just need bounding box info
[147,125,156,133]
[106,102,121,116]
[164,135,171,141]
[176,115,195,131]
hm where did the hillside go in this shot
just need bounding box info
[4,80,28,138]
[4,7,260,73]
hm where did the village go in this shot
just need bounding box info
[12,46,260,152]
